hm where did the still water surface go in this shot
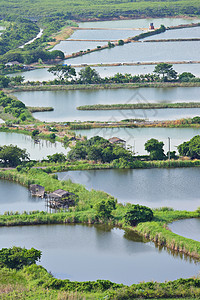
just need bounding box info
[57,168,200,210]
[0,132,68,160]
[144,26,200,40]
[64,41,200,65]
[0,180,44,213]
[168,218,200,242]
[0,224,199,284]
[13,87,200,122]
[68,29,143,41]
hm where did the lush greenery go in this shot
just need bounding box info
[0,247,41,270]
[0,91,33,122]
[77,102,200,111]
[1,262,200,299]
[0,17,39,56]
[145,138,166,160]
[178,135,200,158]
[125,204,153,226]
[67,136,133,163]
[0,145,30,167]
[1,0,200,22]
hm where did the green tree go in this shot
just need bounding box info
[0,247,41,270]
[179,72,195,82]
[178,135,200,158]
[79,66,101,84]
[144,138,166,160]
[47,153,66,163]
[48,65,76,80]
[153,63,177,81]
[0,75,10,88]
[95,199,116,221]
[124,204,153,226]
[0,145,30,166]
[118,39,124,45]
[31,129,39,137]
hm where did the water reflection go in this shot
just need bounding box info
[0,223,199,284]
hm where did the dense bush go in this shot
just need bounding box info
[0,246,41,270]
[124,204,153,226]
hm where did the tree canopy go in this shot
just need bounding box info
[0,145,30,167]
[144,138,166,160]
[79,67,101,84]
[153,63,177,81]
[124,204,153,226]
[178,135,200,158]
[48,65,76,80]
[0,247,41,270]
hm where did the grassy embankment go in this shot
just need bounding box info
[7,81,200,93]
[1,264,200,299]
[0,168,199,260]
[77,102,200,111]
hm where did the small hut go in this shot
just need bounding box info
[108,137,126,148]
[47,189,76,209]
[29,184,45,198]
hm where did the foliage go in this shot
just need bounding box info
[0,75,10,88]
[0,145,30,167]
[0,17,39,56]
[0,247,41,270]
[0,91,33,122]
[95,198,116,220]
[118,39,124,46]
[145,138,166,160]
[153,63,177,81]
[78,66,101,84]
[124,204,153,226]
[67,136,133,163]
[48,65,76,80]
[47,153,66,163]
[178,135,200,158]
[179,72,195,82]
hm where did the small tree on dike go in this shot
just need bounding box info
[125,204,153,226]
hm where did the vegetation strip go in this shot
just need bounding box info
[27,106,54,113]
[0,169,199,261]
[77,102,200,111]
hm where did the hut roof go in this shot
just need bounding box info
[49,189,75,199]
[109,137,126,143]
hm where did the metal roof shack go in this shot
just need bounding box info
[47,189,77,209]
[108,137,126,147]
[29,184,45,198]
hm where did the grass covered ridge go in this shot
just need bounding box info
[0,168,199,260]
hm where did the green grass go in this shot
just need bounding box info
[77,102,200,111]
[0,0,200,21]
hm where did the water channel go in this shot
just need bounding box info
[13,87,200,122]
[0,224,199,284]
[168,218,200,242]
[57,168,200,211]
